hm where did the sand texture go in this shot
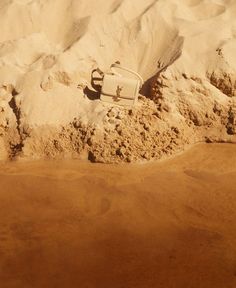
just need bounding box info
[0,0,236,162]
[0,143,236,287]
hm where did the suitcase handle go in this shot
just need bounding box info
[110,63,144,87]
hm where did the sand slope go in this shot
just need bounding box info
[0,144,236,287]
[0,0,236,162]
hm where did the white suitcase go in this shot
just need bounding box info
[100,63,144,107]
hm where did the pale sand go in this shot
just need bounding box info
[1,0,236,162]
[0,143,236,287]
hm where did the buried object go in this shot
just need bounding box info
[93,63,144,106]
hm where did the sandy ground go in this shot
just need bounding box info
[0,143,236,288]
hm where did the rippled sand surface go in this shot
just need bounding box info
[0,144,236,288]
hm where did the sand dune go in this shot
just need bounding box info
[0,144,236,287]
[0,0,236,162]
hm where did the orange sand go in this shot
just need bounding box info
[0,143,236,287]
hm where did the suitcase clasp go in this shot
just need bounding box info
[113,85,123,102]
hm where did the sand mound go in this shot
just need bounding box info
[0,0,236,162]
